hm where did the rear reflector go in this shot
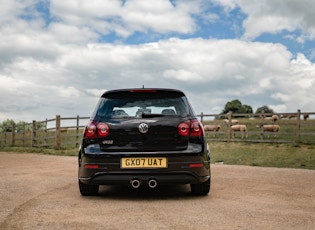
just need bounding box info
[84,164,99,169]
[189,163,204,168]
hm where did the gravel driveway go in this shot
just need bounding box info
[0,152,314,229]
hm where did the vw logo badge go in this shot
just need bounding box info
[138,123,149,133]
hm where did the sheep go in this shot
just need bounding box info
[203,124,221,137]
[224,119,239,126]
[60,127,68,133]
[281,114,290,119]
[271,114,279,122]
[287,115,296,119]
[261,114,279,122]
[258,124,280,138]
[303,114,309,120]
[260,124,280,132]
[230,124,248,139]
[204,124,221,131]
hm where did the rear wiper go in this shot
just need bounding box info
[141,113,166,118]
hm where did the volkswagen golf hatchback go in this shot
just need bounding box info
[78,88,211,196]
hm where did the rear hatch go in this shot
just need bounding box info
[83,88,203,152]
[100,116,189,152]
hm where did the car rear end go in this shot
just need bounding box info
[78,88,211,196]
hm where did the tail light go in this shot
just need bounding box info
[97,122,109,137]
[178,119,203,137]
[190,119,203,137]
[178,121,190,136]
[84,121,110,138]
[84,121,97,138]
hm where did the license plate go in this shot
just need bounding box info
[121,157,167,169]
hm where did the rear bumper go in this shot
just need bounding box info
[79,171,210,186]
[78,154,210,186]
[78,143,211,186]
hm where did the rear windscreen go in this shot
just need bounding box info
[92,91,192,119]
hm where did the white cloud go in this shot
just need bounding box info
[269,53,315,112]
[85,89,107,97]
[1,36,314,122]
[259,78,271,89]
[51,0,121,20]
[163,69,203,81]
[0,0,315,122]
[214,0,315,41]
[57,86,81,98]
[271,93,291,103]
[49,0,201,39]
[121,0,199,35]
[48,23,99,44]
[0,0,35,22]
[3,0,315,44]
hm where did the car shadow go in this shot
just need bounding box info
[95,184,198,200]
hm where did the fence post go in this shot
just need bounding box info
[76,115,79,147]
[4,132,7,146]
[44,118,48,145]
[200,112,204,124]
[32,120,36,147]
[55,115,61,150]
[22,124,25,147]
[260,114,265,140]
[11,123,15,146]
[227,112,231,142]
[295,109,301,143]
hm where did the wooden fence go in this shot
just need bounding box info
[199,110,315,144]
[0,115,90,149]
[0,110,315,149]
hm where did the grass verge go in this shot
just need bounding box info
[0,146,78,156]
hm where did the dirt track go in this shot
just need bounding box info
[0,152,314,229]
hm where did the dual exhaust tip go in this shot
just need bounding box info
[130,178,158,189]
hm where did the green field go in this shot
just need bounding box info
[209,142,315,170]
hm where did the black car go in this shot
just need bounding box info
[78,88,211,196]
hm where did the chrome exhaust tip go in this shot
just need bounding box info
[147,178,158,189]
[130,178,141,189]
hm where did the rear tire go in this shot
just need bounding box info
[79,180,99,196]
[190,178,211,196]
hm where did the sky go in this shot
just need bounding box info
[1,0,315,123]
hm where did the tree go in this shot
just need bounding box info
[221,99,253,114]
[222,99,242,114]
[255,105,274,114]
[16,121,32,132]
[240,104,253,114]
[0,119,15,132]
[0,119,39,133]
